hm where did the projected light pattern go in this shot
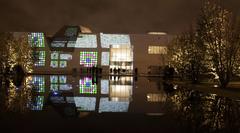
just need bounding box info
[74,97,96,111]
[59,61,67,68]
[50,75,67,91]
[34,51,45,66]
[101,52,109,66]
[80,52,98,67]
[99,98,129,113]
[31,96,44,111]
[32,76,45,92]
[75,34,97,48]
[79,77,97,94]
[100,33,131,48]
[28,32,45,47]
[101,80,109,94]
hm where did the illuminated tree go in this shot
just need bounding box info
[197,0,240,88]
[169,28,206,83]
[0,32,33,74]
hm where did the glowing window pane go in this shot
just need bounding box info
[60,54,72,60]
[101,80,109,94]
[32,76,45,92]
[79,77,97,94]
[51,41,66,47]
[101,52,109,66]
[74,97,96,111]
[148,46,167,54]
[31,96,44,110]
[34,51,45,66]
[59,75,67,83]
[100,33,131,48]
[80,52,98,67]
[71,34,97,48]
[51,52,59,59]
[50,84,58,91]
[59,84,72,91]
[59,61,67,68]
[50,61,58,68]
[50,75,58,83]
[28,33,45,47]
[99,98,129,113]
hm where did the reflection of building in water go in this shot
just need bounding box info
[99,98,129,113]
[147,93,167,102]
[27,75,134,113]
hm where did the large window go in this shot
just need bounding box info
[80,51,98,67]
[28,33,45,47]
[50,75,72,91]
[34,51,46,67]
[148,46,167,54]
[79,77,97,94]
[51,52,71,68]
[100,33,131,48]
[32,76,45,92]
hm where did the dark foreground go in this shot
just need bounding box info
[0,75,240,133]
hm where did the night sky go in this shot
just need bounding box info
[0,0,239,35]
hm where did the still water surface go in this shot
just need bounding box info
[0,75,240,133]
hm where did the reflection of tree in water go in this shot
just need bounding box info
[0,76,33,113]
[166,88,240,132]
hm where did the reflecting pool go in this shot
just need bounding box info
[0,75,240,133]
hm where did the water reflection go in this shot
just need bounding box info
[0,75,240,132]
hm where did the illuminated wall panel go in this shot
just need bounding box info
[79,77,97,94]
[59,61,67,68]
[28,32,45,47]
[32,76,45,92]
[101,52,109,66]
[101,80,109,94]
[31,96,44,110]
[80,52,98,67]
[50,75,67,91]
[99,98,129,113]
[100,33,131,48]
[34,51,45,66]
[148,46,167,54]
[60,54,72,60]
[51,41,65,47]
[74,97,96,111]
[67,34,97,48]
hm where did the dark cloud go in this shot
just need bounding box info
[0,0,239,35]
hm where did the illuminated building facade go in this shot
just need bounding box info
[28,26,171,75]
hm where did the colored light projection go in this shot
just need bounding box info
[50,52,59,68]
[64,27,78,37]
[80,52,98,67]
[51,41,66,47]
[79,77,97,94]
[101,52,109,66]
[28,32,45,47]
[74,97,96,111]
[31,96,44,111]
[100,33,131,48]
[72,34,97,48]
[34,51,45,66]
[32,76,45,92]
[50,75,70,91]
[99,98,129,113]
[51,52,69,68]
